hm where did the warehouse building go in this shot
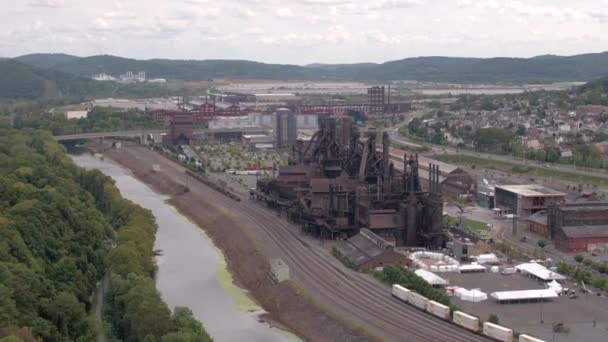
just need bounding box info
[548,202,608,252]
[494,185,565,219]
[527,210,549,237]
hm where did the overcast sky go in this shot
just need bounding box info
[2,0,608,64]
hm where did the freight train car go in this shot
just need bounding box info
[482,322,513,342]
[407,291,429,311]
[452,311,480,332]
[519,334,546,342]
[185,170,241,202]
[392,284,410,302]
[426,300,450,320]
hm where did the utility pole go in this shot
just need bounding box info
[540,292,544,324]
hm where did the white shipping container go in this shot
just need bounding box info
[452,311,480,332]
[519,334,546,342]
[407,291,429,310]
[483,322,513,342]
[392,284,410,302]
[426,300,450,320]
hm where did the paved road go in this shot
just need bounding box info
[53,127,267,141]
[387,120,608,181]
[113,144,491,342]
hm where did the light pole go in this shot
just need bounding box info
[540,292,544,324]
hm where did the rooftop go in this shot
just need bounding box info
[562,225,608,239]
[559,203,608,211]
[490,289,558,302]
[527,210,548,225]
[414,269,449,286]
[495,184,565,197]
[515,262,566,281]
[335,228,394,266]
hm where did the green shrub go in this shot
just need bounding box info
[376,265,450,306]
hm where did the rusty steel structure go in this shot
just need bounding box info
[254,116,445,248]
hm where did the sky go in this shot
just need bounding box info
[2,0,608,65]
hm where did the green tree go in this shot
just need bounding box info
[487,313,499,324]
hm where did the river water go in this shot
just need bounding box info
[72,153,296,342]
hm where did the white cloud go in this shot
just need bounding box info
[28,0,66,8]
[94,18,110,29]
[276,8,294,18]
[2,0,608,64]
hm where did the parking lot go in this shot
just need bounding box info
[441,272,608,341]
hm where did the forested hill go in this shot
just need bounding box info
[14,53,79,69]
[0,130,211,341]
[0,60,103,100]
[0,60,175,101]
[15,51,608,83]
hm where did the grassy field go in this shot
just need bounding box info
[435,154,608,187]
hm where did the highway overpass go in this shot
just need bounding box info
[53,127,268,141]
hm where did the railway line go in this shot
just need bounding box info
[121,146,491,342]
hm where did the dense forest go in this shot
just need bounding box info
[0,130,211,341]
[13,51,608,83]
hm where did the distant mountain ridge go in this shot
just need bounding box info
[11,51,608,83]
[0,60,112,100]
[14,53,79,69]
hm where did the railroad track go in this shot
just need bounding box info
[123,146,491,342]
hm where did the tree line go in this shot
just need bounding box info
[13,106,164,136]
[0,129,211,341]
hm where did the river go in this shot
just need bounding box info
[72,153,296,342]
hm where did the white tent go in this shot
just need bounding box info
[455,288,488,302]
[459,263,487,273]
[515,262,566,281]
[415,269,449,287]
[547,280,563,294]
[491,289,558,302]
[474,253,499,264]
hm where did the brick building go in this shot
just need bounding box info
[163,113,193,145]
[549,202,608,253]
[368,86,385,115]
[527,211,549,236]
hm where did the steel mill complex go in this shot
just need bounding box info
[254,116,445,248]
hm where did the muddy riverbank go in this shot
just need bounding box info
[87,142,372,342]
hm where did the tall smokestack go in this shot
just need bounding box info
[428,163,432,193]
[436,166,441,194]
[403,158,407,192]
[383,131,390,181]
[388,84,391,115]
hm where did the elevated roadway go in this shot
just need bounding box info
[53,127,268,141]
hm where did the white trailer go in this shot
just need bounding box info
[392,284,410,303]
[407,291,429,310]
[482,322,513,342]
[519,334,546,342]
[426,300,450,320]
[452,311,480,332]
